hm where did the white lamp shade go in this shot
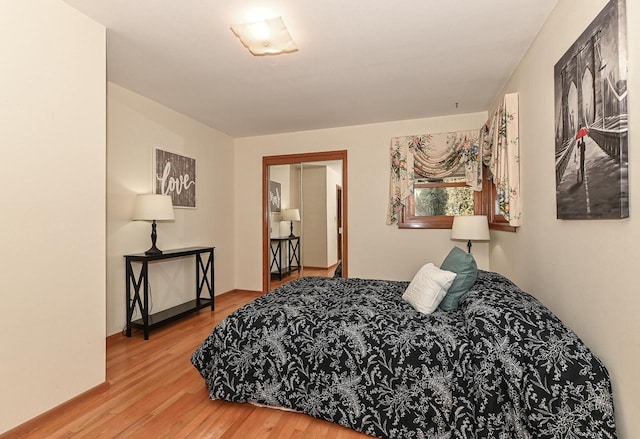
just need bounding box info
[132,194,175,221]
[230,16,298,56]
[282,208,301,222]
[451,215,490,241]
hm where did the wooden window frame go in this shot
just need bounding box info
[398,181,482,229]
[483,176,517,232]
[398,166,517,232]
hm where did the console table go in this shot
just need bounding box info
[270,236,301,280]
[125,246,214,339]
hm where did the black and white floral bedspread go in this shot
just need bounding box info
[191,271,616,438]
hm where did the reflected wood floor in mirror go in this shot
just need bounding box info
[270,264,338,290]
[4,286,369,439]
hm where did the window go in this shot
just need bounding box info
[398,167,482,229]
[398,165,516,231]
[414,176,475,217]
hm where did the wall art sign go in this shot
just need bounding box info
[269,181,281,213]
[554,0,628,219]
[154,148,197,208]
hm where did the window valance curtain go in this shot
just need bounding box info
[481,92,521,227]
[386,130,481,224]
[386,92,521,227]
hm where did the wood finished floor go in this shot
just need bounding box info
[270,264,338,290]
[4,271,369,439]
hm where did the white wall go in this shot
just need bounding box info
[326,165,341,267]
[0,0,106,433]
[289,166,302,237]
[234,112,489,291]
[490,0,639,436]
[303,163,342,269]
[302,166,328,267]
[107,83,235,336]
[268,164,290,237]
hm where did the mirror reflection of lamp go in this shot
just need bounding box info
[132,194,175,255]
[281,208,300,238]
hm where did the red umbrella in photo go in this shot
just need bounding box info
[576,127,590,140]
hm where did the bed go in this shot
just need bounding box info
[191,271,617,438]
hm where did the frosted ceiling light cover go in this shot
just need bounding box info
[231,16,297,56]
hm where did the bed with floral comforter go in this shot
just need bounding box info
[191,271,616,438]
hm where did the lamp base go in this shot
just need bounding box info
[467,240,472,253]
[145,220,163,255]
[288,220,295,238]
[145,245,163,255]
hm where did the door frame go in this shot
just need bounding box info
[336,184,343,262]
[262,150,348,292]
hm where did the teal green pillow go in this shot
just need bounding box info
[439,247,478,310]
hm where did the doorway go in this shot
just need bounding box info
[262,150,348,293]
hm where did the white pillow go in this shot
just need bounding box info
[402,263,457,315]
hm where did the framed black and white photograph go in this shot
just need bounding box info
[154,148,197,208]
[554,0,628,219]
[269,181,281,213]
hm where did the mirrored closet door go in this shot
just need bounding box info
[263,151,347,292]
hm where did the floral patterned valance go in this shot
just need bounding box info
[386,130,481,224]
[386,92,521,227]
[481,92,521,227]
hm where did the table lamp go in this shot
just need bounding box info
[132,194,175,255]
[451,215,490,253]
[281,208,300,238]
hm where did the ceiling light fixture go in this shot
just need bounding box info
[230,16,297,56]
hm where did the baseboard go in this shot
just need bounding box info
[218,288,263,295]
[0,382,110,438]
[4,288,266,437]
[303,265,338,270]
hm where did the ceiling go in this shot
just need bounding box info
[62,1,558,138]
